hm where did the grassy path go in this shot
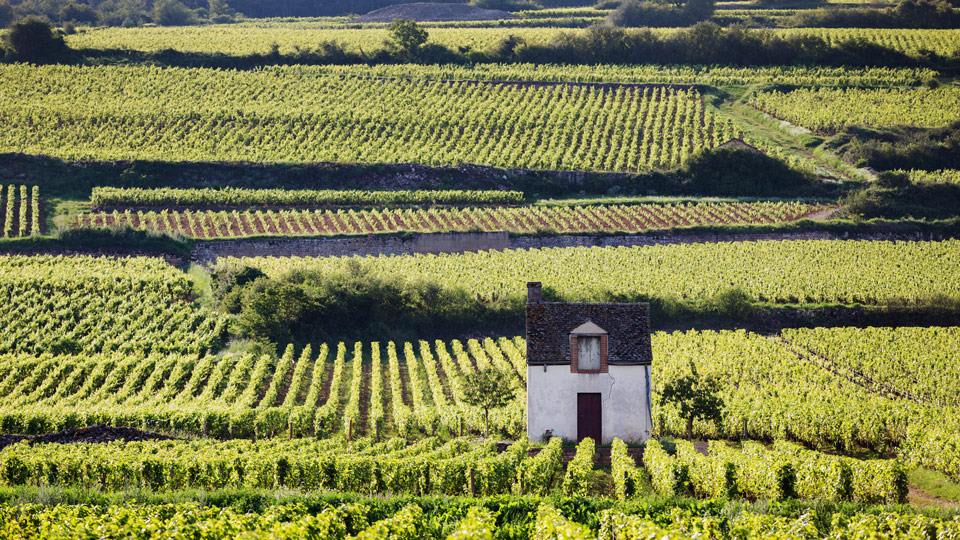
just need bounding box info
[707,86,861,183]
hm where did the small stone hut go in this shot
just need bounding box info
[524,282,653,443]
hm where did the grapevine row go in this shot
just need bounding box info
[91,187,525,208]
[645,439,907,504]
[0,185,40,238]
[3,500,958,540]
[0,437,535,496]
[80,202,831,238]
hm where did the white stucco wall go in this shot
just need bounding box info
[526,364,652,444]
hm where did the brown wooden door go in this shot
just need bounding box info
[577,393,602,442]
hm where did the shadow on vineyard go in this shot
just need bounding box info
[840,174,960,221]
[0,228,194,258]
[215,263,520,346]
[0,150,839,202]
[828,121,960,172]
[215,264,960,348]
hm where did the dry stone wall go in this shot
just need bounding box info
[192,230,952,263]
[192,232,509,263]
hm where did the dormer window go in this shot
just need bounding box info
[569,320,608,374]
[578,336,601,371]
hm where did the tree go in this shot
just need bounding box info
[151,0,193,25]
[3,17,67,61]
[683,0,716,22]
[387,18,427,57]
[660,361,724,440]
[0,1,15,28]
[207,0,236,23]
[608,0,715,26]
[461,369,515,438]
[59,2,98,24]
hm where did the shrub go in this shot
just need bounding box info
[829,122,960,172]
[487,34,526,62]
[3,17,67,61]
[213,264,266,307]
[682,147,815,196]
[387,18,428,57]
[225,266,514,346]
[840,179,960,220]
[151,0,194,26]
[712,287,754,319]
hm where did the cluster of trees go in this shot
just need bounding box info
[607,0,716,28]
[213,262,516,346]
[0,0,237,28]
[499,23,925,66]
[788,0,960,29]
[841,171,960,221]
[829,121,960,172]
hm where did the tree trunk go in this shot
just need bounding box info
[686,416,693,441]
[484,409,490,438]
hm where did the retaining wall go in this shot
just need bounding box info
[193,230,952,263]
[193,232,510,263]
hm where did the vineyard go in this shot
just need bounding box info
[223,239,960,305]
[17,240,960,359]
[0,185,40,238]
[0,338,529,439]
[74,201,831,238]
[750,86,960,132]
[774,27,960,57]
[643,438,907,503]
[64,24,960,57]
[0,64,740,171]
[0,315,957,483]
[0,255,227,354]
[2,498,958,539]
[0,435,908,503]
[2,1,960,534]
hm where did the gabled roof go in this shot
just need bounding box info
[717,138,760,153]
[525,301,652,366]
[570,320,607,336]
